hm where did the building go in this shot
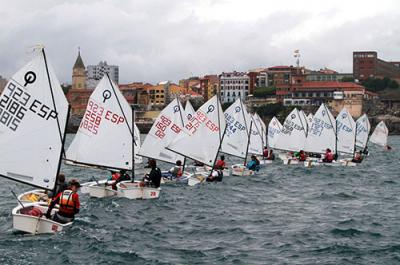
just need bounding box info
[199,75,219,101]
[306,68,353,82]
[119,82,153,106]
[72,51,87,90]
[267,65,304,99]
[283,81,366,117]
[219,71,250,103]
[353,51,400,82]
[0,75,7,94]
[179,77,201,94]
[68,52,92,115]
[87,61,119,88]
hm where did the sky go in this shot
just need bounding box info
[0,0,399,84]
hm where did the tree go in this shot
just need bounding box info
[253,87,276,98]
[388,79,399,89]
[341,76,355,82]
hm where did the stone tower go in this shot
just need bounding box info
[72,49,86,89]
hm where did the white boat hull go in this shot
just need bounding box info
[259,160,273,165]
[81,179,109,194]
[117,181,161,199]
[12,202,72,234]
[88,181,117,198]
[283,158,299,165]
[231,164,254,176]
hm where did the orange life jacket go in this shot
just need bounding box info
[59,190,77,215]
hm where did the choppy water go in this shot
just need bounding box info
[1,135,400,264]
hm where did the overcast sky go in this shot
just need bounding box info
[0,0,399,84]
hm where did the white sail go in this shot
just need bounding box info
[253,113,267,147]
[306,113,314,126]
[267,116,282,149]
[66,75,142,170]
[0,50,68,190]
[185,100,195,121]
[355,114,371,149]
[138,99,186,163]
[304,104,336,154]
[221,98,250,158]
[274,108,307,152]
[299,110,308,135]
[369,121,388,147]
[336,108,356,154]
[167,95,226,166]
[248,114,264,155]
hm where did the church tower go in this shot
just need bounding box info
[72,49,86,89]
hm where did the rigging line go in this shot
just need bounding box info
[296,108,307,138]
[42,49,65,154]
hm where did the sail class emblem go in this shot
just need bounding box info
[102,90,112,103]
[322,110,326,116]
[291,114,296,119]
[24,71,36,86]
[342,113,347,119]
[173,105,179,113]
[235,106,241,113]
[207,105,215,114]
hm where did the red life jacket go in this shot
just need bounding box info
[263,149,268,157]
[325,152,334,161]
[111,173,121,181]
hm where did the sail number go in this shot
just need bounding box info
[184,111,219,135]
[154,115,181,139]
[0,82,57,131]
[80,99,126,135]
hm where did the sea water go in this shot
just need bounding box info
[0,135,399,264]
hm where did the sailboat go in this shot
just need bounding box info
[167,95,226,186]
[369,121,389,148]
[335,108,358,166]
[185,100,196,121]
[221,98,254,176]
[138,98,191,184]
[65,75,157,199]
[267,116,282,150]
[274,108,307,165]
[355,114,371,152]
[0,48,70,234]
[303,103,337,167]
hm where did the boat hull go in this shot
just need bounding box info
[231,164,254,176]
[12,202,72,234]
[17,189,48,204]
[117,181,161,199]
[87,181,117,198]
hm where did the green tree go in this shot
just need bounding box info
[388,79,399,89]
[253,87,276,98]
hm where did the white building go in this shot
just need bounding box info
[219,72,249,103]
[87,61,119,88]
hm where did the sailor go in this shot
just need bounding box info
[298,150,307,162]
[214,155,227,170]
[263,146,269,158]
[362,146,369,155]
[266,150,275,160]
[206,169,223,182]
[47,173,68,198]
[246,155,260,171]
[46,180,81,224]
[143,159,162,188]
[322,148,334,163]
[110,170,131,190]
[169,160,183,179]
[351,151,363,163]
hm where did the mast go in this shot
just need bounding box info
[42,48,70,192]
[176,97,187,172]
[209,95,225,177]
[131,105,135,182]
[353,122,358,157]
[244,120,253,165]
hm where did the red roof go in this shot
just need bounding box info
[297,81,365,91]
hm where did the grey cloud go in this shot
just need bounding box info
[0,1,399,85]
